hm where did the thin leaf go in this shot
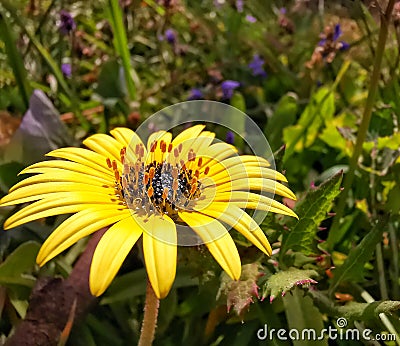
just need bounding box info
[283,288,328,346]
[0,12,31,109]
[107,0,137,102]
[329,218,388,295]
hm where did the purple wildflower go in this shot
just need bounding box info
[318,23,349,51]
[221,80,240,99]
[165,29,176,44]
[245,14,257,23]
[236,0,244,12]
[248,54,267,78]
[333,24,342,41]
[279,7,287,15]
[61,63,72,78]
[59,10,76,35]
[226,131,235,144]
[187,88,203,100]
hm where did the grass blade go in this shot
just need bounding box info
[0,11,31,110]
[107,0,137,103]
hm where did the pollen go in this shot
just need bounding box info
[108,143,203,218]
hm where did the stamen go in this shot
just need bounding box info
[144,172,149,186]
[106,158,112,168]
[147,186,154,198]
[204,166,210,175]
[149,167,155,180]
[168,143,173,152]
[197,157,203,167]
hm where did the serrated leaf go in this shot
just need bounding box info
[0,241,40,287]
[329,218,387,295]
[217,263,262,317]
[281,171,343,257]
[263,268,319,301]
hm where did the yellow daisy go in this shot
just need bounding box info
[0,125,297,298]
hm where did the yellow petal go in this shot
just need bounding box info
[90,216,143,296]
[211,166,288,185]
[46,147,112,175]
[142,214,177,299]
[83,133,124,160]
[111,127,147,163]
[211,178,297,200]
[4,193,124,229]
[209,191,298,218]
[0,182,111,206]
[20,160,114,180]
[194,203,272,256]
[171,124,206,146]
[110,127,141,147]
[179,211,241,280]
[197,143,237,165]
[9,171,113,193]
[146,131,173,164]
[37,207,131,266]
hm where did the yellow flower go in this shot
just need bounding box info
[0,125,297,298]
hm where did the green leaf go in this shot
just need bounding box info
[107,0,137,102]
[263,267,319,301]
[0,241,40,287]
[283,288,327,346]
[264,93,298,151]
[310,290,400,322]
[101,268,198,305]
[95,60,126,100]
[281,171,343,257]
[283,86,335,159]
[0,162,25,191]
[0,12,31,110]
[329,218,387,295]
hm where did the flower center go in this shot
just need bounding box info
[107,141,209,219]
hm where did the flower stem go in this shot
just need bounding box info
[328,0,396,248]
[138,280,160,346]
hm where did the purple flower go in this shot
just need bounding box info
[187,88,203,100]
[165,29,176,44]
[59,10,76,35]
[248,54,267,78]
[226,131,235,144]
[236,0,244,12]
[279,7,287,15]
[333,24,342,41]
[245,14,257,23]
[319,24,349,51]
[61,63,72,78]
[339,41,350,51]
[221,80,240,99]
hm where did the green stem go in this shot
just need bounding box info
[138,280,160,346]
[328,0,396,248]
